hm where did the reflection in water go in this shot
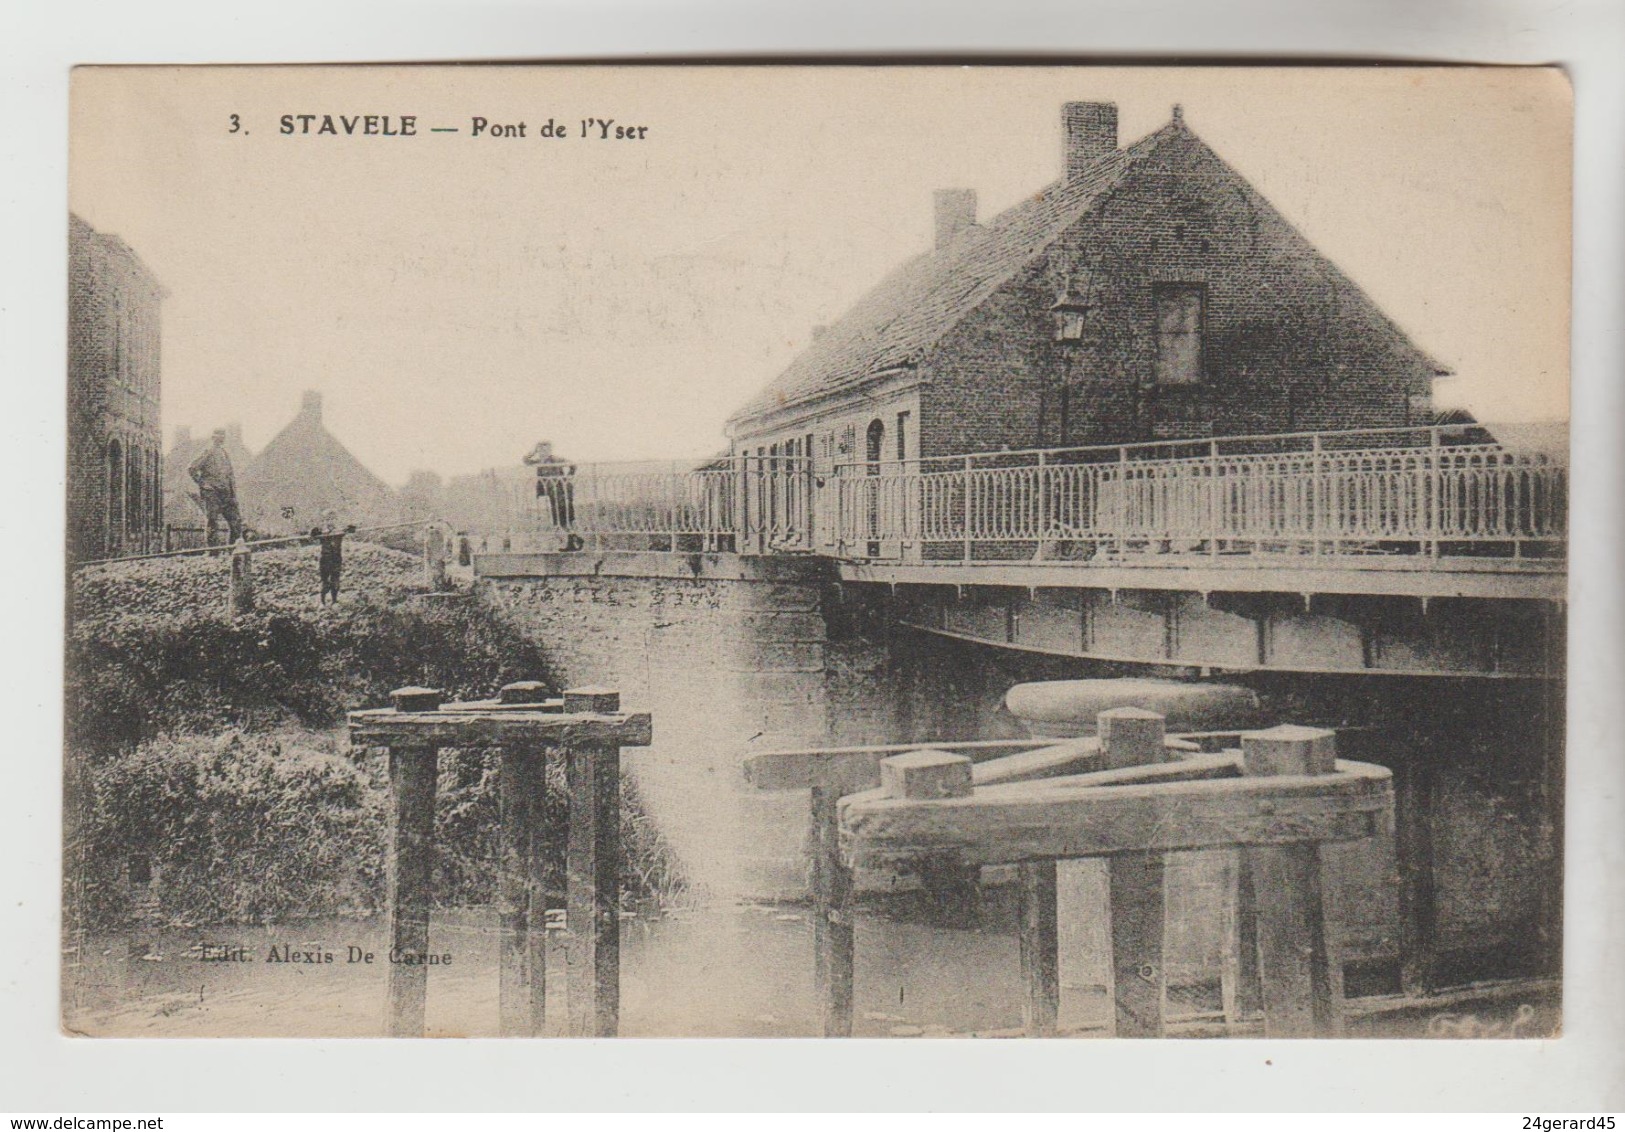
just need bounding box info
[63,897,1556,1038]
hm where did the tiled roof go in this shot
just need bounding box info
[727,127,1174,428]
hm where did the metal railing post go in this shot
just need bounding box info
[1312,434,1324,557]
[1117,446,1129,556]
[1037,451,1049,560]
[962,455,974,564]
[1429,426,1442,557]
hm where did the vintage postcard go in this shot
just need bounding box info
[63,64,1571,1039]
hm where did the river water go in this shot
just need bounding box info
[65,893,1554,1039]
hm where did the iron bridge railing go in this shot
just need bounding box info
[464,426,1566,567]
[831,425,1566,565]
[463,456,814,556]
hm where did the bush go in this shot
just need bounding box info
[68,544,559,758]
[70,731,687,932]
[72,730,386,928]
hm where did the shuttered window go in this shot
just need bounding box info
[1154,284,1205,386]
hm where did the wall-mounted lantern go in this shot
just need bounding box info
[1050,275,1099,345]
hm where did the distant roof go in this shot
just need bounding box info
[1476,420,1568,459]
[727,127,1168,428]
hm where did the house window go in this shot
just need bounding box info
[1154,284,1205,386]
[1054,308,1088,342]
[865,419,885,466]
[895,411,910,462]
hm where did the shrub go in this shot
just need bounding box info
[73,730,387,928]
[67,544,559,758]
[69,731,687,931]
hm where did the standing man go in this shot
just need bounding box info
[524,440,583,551]
[188,428,244,546]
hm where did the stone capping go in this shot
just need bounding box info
[474,550,832,584]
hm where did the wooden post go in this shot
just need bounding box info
[386,740,438,1037]
[1099,706,1168,1038]
[423,524,448,591]
[497,745,533,1037]
[564,688,622,1037]
[1017,860,1059,1036]
[1224,852,1264,1025]
[810,785,855,1038]
[499,680,551,706]
[1241,724,1344,1038]
[564,686,621,714]
[1395,755,1437,997]
[524,746,551,1036]
[229,541,254,615]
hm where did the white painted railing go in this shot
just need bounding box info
[831,429,1566,562]
[461,456,815,555]
[460,426,1566,567]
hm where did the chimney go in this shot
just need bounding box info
[300,390,323,423]
[174,425,192,450]
[811,325,829,341]
[1063,101,1118,184]
[933,188,977,249]
[226,422,244,446]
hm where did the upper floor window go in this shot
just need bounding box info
[1154,283,1205,386]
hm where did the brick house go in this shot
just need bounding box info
[725,102,1447,474]
[68,213,167,560]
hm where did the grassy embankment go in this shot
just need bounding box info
[66,542,683,931]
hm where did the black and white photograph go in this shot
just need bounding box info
[61,64,1572,1043]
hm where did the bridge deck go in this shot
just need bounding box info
[838,554,1565,602]
[463,425,1566,604]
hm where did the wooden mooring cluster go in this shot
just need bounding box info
[348,683,651,1037]
[745,711,1394,1039]
[353,680,1390,1038]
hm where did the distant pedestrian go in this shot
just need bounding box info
[188,429,244,546]
[524,440,584,551]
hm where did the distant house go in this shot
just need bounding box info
[725,102,1448,470]
[237,391,397,534]
[400,469,446,524]
[68,213,166,559]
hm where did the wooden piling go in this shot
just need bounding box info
[386,741,438,1037]
[1242,725,1344,1038]
[497,745,533,1037]
[1099,706,1169,1038]
[1395,756,1438,997]
[524,747,551,1037]
[353,687,649,1041]
[566,739,621,1037]
[1017,860,1059,1037]
[1223,852,1264,1025]
[810,785,855,1038]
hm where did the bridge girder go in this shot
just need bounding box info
[869,582,1564,679]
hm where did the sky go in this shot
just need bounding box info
[69,65,1572,484]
